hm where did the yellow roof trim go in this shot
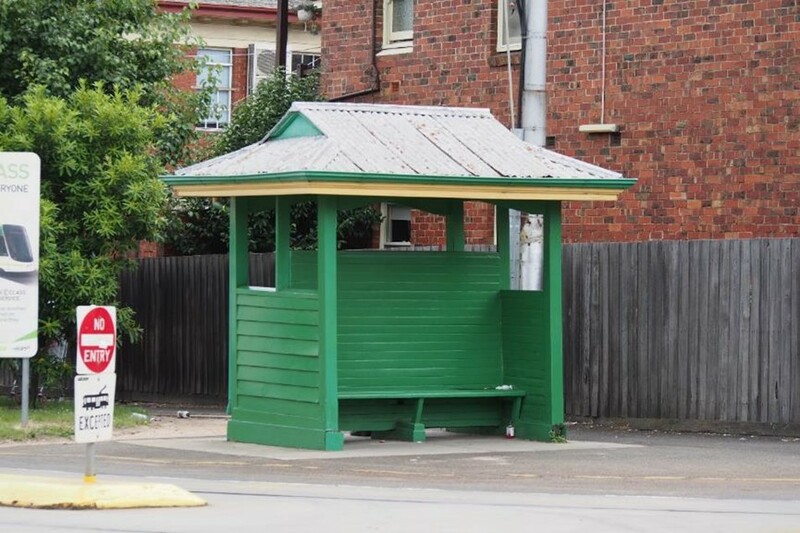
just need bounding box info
[169,180,626,202]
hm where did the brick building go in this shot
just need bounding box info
[140,0,322,257]
[161,0,322,131]
[321,1,799,245]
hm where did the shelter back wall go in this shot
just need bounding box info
[291,251,505,391]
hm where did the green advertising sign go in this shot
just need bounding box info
[0,152,40,358]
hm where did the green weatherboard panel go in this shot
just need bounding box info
[500,290,564,440]
[290,251,317,290]
[276,249,561,444]
[291,251,504,391]
[228,289,328,448]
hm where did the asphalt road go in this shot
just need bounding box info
[2,478,800,533]
[2,419,800,532]
[1,422,799,500]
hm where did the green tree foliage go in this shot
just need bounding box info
[214,66,323,155]
[0,85,167,396]
[0,0,205,166]
[0,0,207,400]
[166,68,382,255]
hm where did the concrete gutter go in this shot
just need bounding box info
[0,474,206,509]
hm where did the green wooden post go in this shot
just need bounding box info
[544,201,565,436]
[496,205,511,290]
[227,197,250,414]
[317,195,344,450]
[275,196,291,290]
[446,200,465,252]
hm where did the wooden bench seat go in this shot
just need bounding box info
[338,388,525,442]
[338,388,525,400]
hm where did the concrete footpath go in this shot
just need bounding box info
[0,411,637,509]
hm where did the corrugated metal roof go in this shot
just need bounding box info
[177,102,625,182]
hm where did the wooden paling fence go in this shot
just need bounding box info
[115,239,799,424]
[116,253,274,401]
[563,238,799,424]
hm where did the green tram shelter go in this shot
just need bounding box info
[165,103,634,450]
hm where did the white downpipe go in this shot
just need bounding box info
[519,214,543,291]
[601,0,607,124]
[516,0,546,291]
[521,0,547,146]
[503,1,516,129]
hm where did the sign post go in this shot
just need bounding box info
[0,152,41,428]
[74,305,117,483]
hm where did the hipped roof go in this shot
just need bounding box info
[165,102,635,201]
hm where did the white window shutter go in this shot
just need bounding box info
[248,43,277,94]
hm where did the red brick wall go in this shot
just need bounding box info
[321,2,379,97]
[323,1,518,246]
[322,1,800,243]
[410,202,495,247]
[411,210,446,247]
[552,1,799,242]
[464,201,496,245]
[231,47,249,106]
[323,1,518,119]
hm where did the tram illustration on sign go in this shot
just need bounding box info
[0,224,35,273]
[82,386,110,410]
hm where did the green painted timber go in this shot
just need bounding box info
[338,390,524,441]
[163,169,637,192]
[285,249,534,439]
[446,200,465,252]
[227,288,332,449]
[339,397,520,439]
[499,201,565,441]
[275,197,291,289]
[338,389,525,399]
[291,251,505,391]
[500,290,552,439]
[544,201,565,437]
[317,196,343,449]
[228,203,562,447]
[227,197,250,413]
[496,206,511,291]
[228,419,341,450]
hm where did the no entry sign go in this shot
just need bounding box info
[76,306,116,375]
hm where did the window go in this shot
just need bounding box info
[197,48,233,129]
[497,0,522,52]
[290,52,321,76]
[383,0,414,48]
[382,203,412,247]
[249,45,321,93]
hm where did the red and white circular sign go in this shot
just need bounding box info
[76,306,116,375]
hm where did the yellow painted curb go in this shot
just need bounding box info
[0,474,207,509]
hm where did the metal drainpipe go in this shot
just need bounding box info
[516,0,547,291]
[521,0,547,146]
[329,1,381,102]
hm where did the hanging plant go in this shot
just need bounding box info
[296,3,321,22]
